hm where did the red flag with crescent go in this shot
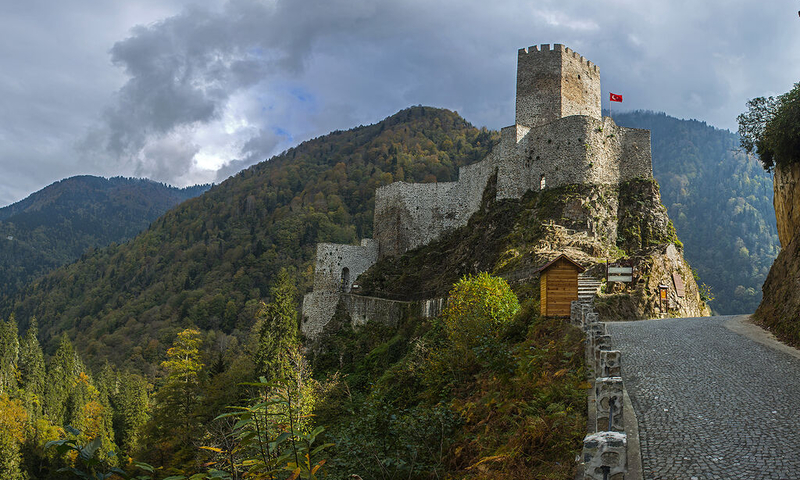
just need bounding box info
[610,93,623,102]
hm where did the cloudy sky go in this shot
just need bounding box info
[1,0,799,207]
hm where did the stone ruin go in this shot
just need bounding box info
[302,44,654,338]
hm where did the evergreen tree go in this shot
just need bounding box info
[44,334,80,426]
[18,317,45,416]
[114,371,149,455]
[144,328,204,468]
[0,315,20,394]
[254,269,299,381]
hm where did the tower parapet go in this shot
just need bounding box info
[516,44,601,128]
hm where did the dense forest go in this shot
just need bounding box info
[0,176,209,296]
[612,111,779,314]
[1,107,497,368]
[0,106,780,477]
[0,107,589,479]
[0,188,590,479]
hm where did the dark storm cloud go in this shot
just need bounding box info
[2,0,800,206]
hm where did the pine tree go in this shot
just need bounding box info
[254,269,299,380]
[44,334,81,426]
[0,315,20,394]
[18,317,45,417]
[114,371,149,455]
[144,328,204,468]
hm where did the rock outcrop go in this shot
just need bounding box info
[756,162,800,346]
[773,162,800,247]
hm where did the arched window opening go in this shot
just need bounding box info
[540,174,546,190]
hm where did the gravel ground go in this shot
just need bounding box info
[608,316,800,480]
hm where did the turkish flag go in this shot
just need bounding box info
[610,93,623,102]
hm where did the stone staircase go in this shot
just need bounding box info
[578,273,602,306]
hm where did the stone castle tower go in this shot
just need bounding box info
[301,44,653,338]
[516,44,601,127]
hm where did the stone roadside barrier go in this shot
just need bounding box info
[572,301,628,479]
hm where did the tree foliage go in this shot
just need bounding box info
[443,272,519,348]
[254,269,299,381]
[0,176,209,296]
[0,393,27,480]
[2,107,497,371]
[144,328,204,468]
[738,83,800,170]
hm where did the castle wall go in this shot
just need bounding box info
[372,115,652,260]
[560,47,602,120]
[516,44,601,128]
[618,127,653,180]
[312,239,378,291]
[301,291,339,339]
[342,294,405,328]
[373,179,487,258]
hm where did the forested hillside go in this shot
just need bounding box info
[0,176,208,295]
[611,111,779,314]
[0,106,770,478]
[2,107,497,368]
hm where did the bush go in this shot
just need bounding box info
[443,273,520,349]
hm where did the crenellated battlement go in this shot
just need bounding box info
[518,44,599,74]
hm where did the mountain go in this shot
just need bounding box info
[0,107,759,478]
[0,176,209,296]
[610,111,780,314]
[1,107,497,368]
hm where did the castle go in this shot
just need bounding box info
[302,44,653,338]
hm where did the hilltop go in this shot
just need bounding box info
[0,176,208,295]
[1,107,496,367]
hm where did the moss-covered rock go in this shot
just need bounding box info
[355,179,709,319]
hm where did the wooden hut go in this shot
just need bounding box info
[538,254,585,317]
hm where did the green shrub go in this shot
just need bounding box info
[442,273,520,349]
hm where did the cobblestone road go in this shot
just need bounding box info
[608,316,800,480]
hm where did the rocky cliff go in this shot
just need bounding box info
[773,163,800,247]
[355,178,710,321]
[755,163,800,346]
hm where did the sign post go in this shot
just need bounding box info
[658,284,669,313]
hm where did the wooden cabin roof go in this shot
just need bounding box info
[536,254,586,274]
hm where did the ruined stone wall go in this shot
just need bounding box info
[516,44,601,128]
[372,115,652,259]
[301,292,448,338]
[617,125,653,180]
[373,175,491,258]
[494,116,651,199]
[342,294,405,328]
[302,44,655,339]
[301,291,340,339]
[312,239,378,291]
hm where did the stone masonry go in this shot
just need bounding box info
[302,44,654,337]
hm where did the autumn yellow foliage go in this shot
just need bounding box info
[443,272,519,348]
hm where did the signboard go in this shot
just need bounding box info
[608,266,632,274]
[608,275,633,282]
[660,288,668,300]
[672,273,685,298]
[607,264,633,283]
